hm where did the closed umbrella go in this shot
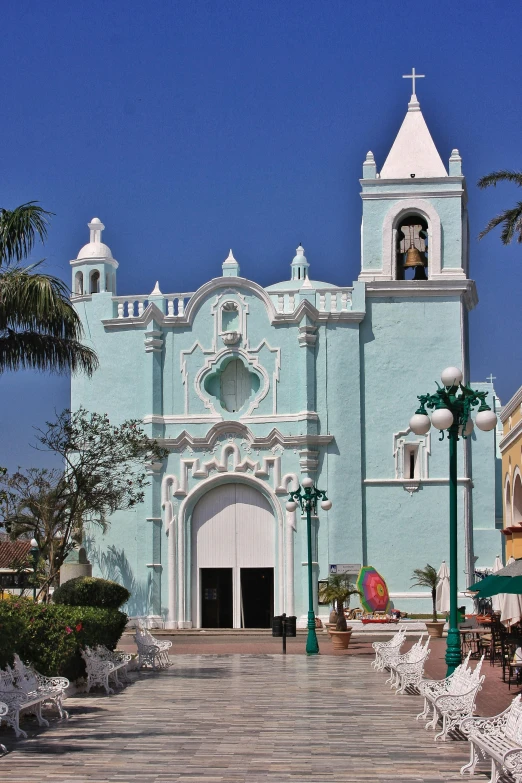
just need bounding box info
[500,557,522,627]
[491,555,503,613]
[436,561,450,614]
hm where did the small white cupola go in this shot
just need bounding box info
[70,217,119,297]
[291,245,310,283]
[222,249,240,277]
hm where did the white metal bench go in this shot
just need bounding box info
[0,668,52,738]
[12,654,70,720]
[0,701,7,753]
[461,693,522,783]
[419,653,485,740]
[134,624,172,669]
[92,646,132,683]
[81,646,128,694]
[372,627,406,671]
[387,634,430,694]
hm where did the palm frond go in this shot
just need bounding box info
[0,332,98,375]
[0,203,53,265]
[0,266,84,338]
[410,564,439,590]
[477,170,522,189]
[478,202,522,244]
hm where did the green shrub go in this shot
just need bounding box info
[52,576,130,609]
[0,597,127,680]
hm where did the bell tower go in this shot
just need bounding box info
[358,71,469,284]
[70,217,118,297]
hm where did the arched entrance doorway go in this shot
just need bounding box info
[191,483,275,628]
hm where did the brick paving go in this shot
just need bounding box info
[0,649,509,782]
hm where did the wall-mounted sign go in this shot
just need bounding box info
[329,564,361,575]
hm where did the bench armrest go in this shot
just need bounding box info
[460,707,511,736]
[504,748,522,775]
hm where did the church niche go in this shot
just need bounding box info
[396,215,428,280]
[204,357,260,414]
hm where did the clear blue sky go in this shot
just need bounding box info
[1,0,520,471]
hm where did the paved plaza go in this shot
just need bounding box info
[0,653,498,783]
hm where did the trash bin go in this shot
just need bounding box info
[285,616,297,637]
[272,615,283,637]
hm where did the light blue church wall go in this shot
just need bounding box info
[70,94,501,626]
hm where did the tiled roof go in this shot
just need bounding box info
[0,540,32,569]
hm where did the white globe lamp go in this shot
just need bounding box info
[301,477,314,488]
[475,409,497,432]
[321,499,332,511]
[409,413,431,435]
[441,367,463,387]
[431,407,454,430]
[286,501,297,512]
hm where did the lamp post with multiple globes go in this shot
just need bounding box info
[409,367,497,675]
[286,478,332,656]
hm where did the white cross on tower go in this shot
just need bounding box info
[486,373,496,384]
[403,67,425,98]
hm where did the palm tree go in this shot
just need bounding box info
[0,202,98,374]
[318,573,361,631]
[477,170,522,244]
[410,564,439,623]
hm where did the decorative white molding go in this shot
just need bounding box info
[500,385,522,423]
[298,324,317,347]
[155,422,332,453]
[403,482,420,495]
[144,329,163,353]
[499,418,522,453]
[364,477,472,485]
[299,449,319,473]
[393,427,430,480]
[364,279,478,311]
[194,347,270,418]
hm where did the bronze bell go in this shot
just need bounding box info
[403,246,425,268]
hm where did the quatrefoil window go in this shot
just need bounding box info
[204,357,260,413]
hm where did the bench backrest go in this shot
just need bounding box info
[388,627,406,648]
[504,695,522,744]
[0,668,15,691]
[404,634,429,663]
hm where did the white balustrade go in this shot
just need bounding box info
[167,299,175,316]
[330,292,338,312]
[127,301,134,318]
[117,302,124,318]
[277,295,284,313]
[319,293,326,311]
[288,294,295,312]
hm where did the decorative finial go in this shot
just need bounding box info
[151,281,162,295]
[222,248,240,277]
[365,151,375,162]
[403,68,424,112]
[224,249,236,263]
[88,217,105,243]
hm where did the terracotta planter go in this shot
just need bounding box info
[328,628,353,650]
[425,621,444,638]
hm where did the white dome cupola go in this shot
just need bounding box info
[70,217,119,297]
[290,245,309,282]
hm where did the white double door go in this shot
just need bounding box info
[191,483,275,628]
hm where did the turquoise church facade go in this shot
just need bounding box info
[70,91,501,626]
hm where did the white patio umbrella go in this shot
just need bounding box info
[491,555,503,613]
[500,557,522,627]
[436,561,450,614]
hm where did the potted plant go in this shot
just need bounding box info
[410,564,444,638]
[319,574,361,650]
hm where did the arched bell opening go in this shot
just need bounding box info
[74,271,84,295]
[396,214,429,281]
[513,473,522,526]
[90,270,100,294]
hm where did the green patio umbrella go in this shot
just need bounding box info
[469,559,522,597]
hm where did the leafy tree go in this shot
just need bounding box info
[0,202,98,375]
[477,171,522,245]
[410,564,439,623]
[318,573,361,631]
[0,408,168,596]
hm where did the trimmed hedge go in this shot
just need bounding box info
[0,597,127,680]
[52,577,130,609]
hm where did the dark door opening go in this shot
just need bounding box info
[240,568,274,628]
[201,568,233,628]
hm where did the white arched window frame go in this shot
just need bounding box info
[74,271,84,295]
[393,428,431,480]
[382,199,442,280]
[505,474,512,527]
